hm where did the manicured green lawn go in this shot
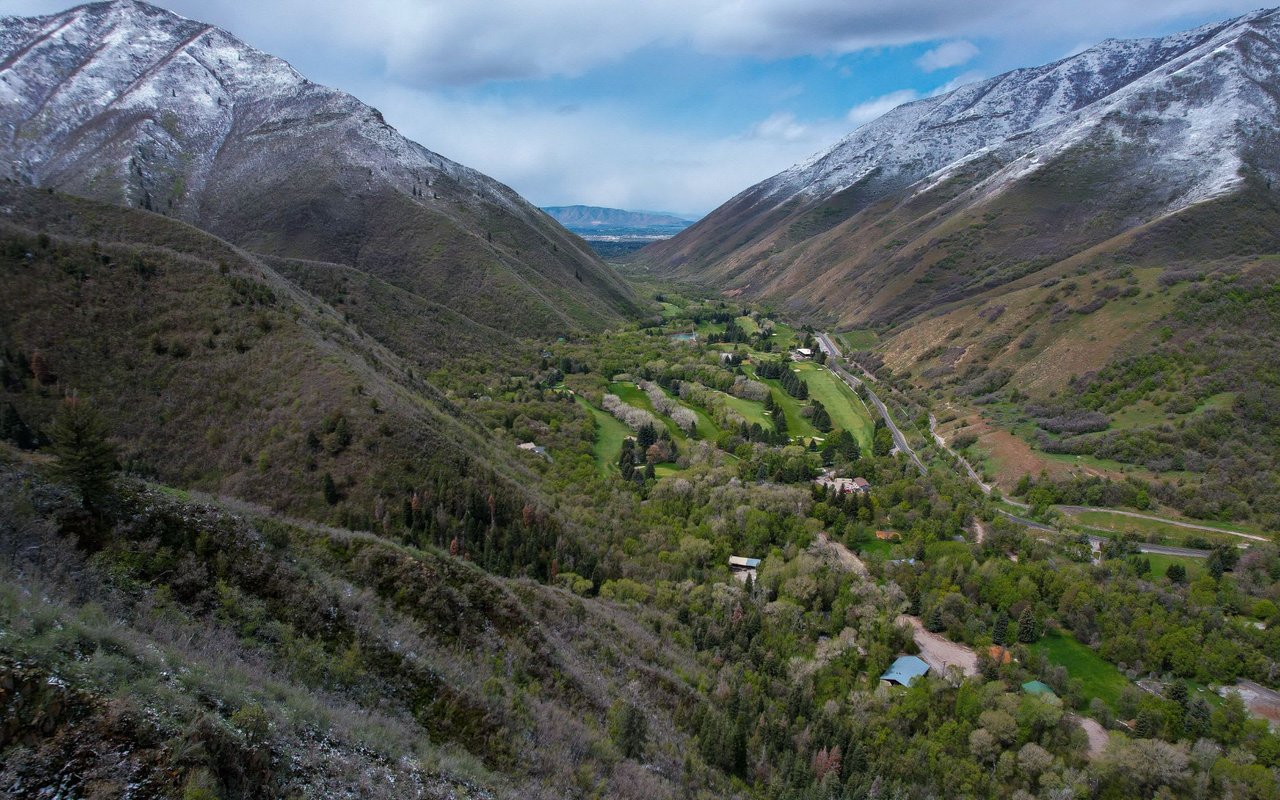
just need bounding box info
[736,315,760,335]
[576,396,631,475]
[740,364,818,440]
[1142,553,1206,580]
[769,321,799,350]
[794,362,875,451]
[651,383,721,441]
[855,537,896,558]
[1032,630,1128,709]
[713,390,772,429]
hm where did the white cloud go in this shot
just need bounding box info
[361,86,848,215]
[750,112,809,142]
[916,40,979,72]
[14,0,1263,85]
[847,90,920,127]
[931,69,987,95]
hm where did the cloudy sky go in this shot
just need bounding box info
[9,0,1267,216]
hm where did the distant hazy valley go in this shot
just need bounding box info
[543,205,697,258]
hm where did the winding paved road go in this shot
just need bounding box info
[816,332,1269,549]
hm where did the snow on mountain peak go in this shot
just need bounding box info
[756,8,1280,215]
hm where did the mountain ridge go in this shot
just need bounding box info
[0,0,639,339]
[632,7,1280,327]
[542,205,695,229]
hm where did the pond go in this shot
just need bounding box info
[670,332,697,342]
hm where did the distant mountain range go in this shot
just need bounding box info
[543,205,695,232]
[543,205,695,257]
[634,8,1280,335]
[0,0,638,339]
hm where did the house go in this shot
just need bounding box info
[517,442,551,461]
[814,474,871,494]
[881,655,930,686]
[1022,680,1057,698]
[729,555,762,582]
[793,347,813,359]
[875,530,900,541]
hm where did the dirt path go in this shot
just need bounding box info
[971,518,988,544]
[1074,715,1109,758]
[814,532,868,578]
[1229,680,1280,729]
[897,615,979,676]
[930,413,994,495]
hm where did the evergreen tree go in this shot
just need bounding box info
[1,402,35,449]
[1166,563,1187,584]
[1185,697,1211,737]
[47,395,117,508]
[992,611,1010,646]
[925,605,944,632]
[322,472,339,505]
[609,701,648,758]
[1017,608,1039,643]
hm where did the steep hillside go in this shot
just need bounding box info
[0,185,565,539]
[0,455,723,799]
[635,8,1280,329]
[0,0,637,338]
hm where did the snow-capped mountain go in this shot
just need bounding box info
[0,0,636,335]
[637,8,1280,325]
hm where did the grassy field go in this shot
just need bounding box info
[655,383,722,441]
[713,390,773,429]
[1068,509,1268,544]
[740,364,819,440]
[576,396,632,475]
[1032,630,1128,709]
[838,329,879,351]
[769,321,799,350]
[736,315,760,335]
[855,537,896,559]
[1143,553,1206,580]
[794,362,875,450]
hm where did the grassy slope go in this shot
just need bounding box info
[794,362,875,450]
[575,396,631,475]
[1033,630,1129,710]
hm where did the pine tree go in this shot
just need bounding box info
[925,605,944,632]
[609,701,648,758]
[1017,608,1039,643]
[322,472,339,505]
[1,402,35,449]
[48,395,117,508]
[992,611,1010,646]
